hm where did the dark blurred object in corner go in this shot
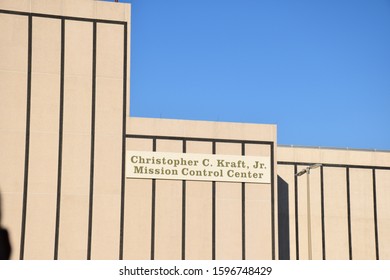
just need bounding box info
[0,228,11,260]
[0,189,11,260]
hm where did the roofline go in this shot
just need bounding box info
[277,144,390,153]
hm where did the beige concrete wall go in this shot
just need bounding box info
[126,118,277,260]
[0,0,130,260]
[278,146,390,168]
[277,146,390,260]
[58,20,92,260]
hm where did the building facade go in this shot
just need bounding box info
[1,0,389,260]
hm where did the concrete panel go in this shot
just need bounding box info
[96,1,129,22]
[63,0,95,19]
[0,71,28,133]
[216,143,241,260]
[91,194,121,260]
[31,17,61,74]
[185,141,212,260]
[349,168,375,260]
[277,147,294,162]
[58,195,89,259]
[24,194,57,259]
[349,151,374,166]
[376,170,390,260]
[0,0,30,13]
[245,184,271,260]
[96,23,123,79]
[320,148,349,166]
[295,148,322,164]
[29,75,61,134]
[64,21,93,77]
[245,144,272,260]
[90,22,123,257]
[154,140,182,260]
[124,138,153,260]
[124,178,152,260]
[154,179,182,260]
[0,14,28,72]
[31,0,62,16]
[373,152,390,167]
[61,76,92,135]
[95,78,123,137]
[323,167,349,259]
[57,20,92,259]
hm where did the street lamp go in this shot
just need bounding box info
[295,163,322,260]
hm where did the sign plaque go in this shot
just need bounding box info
[126,151,271,184]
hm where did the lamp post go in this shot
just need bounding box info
[296,163,322,260]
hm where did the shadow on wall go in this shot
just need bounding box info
[278,176,290,260]
[0,189,12,260]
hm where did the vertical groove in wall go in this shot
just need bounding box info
[212,141,216,260]
[87,21,97,260]
[181,140,186,260]
[119,22,127,261]
[320,166,326,260]
[241,143,246,260]
[20,14,33,260]
[54,18,66,260]
[150,138,157,260]
[294,164,299,260]
[346,167,352,260]
[372,169,379,260]
[271,143,275,260]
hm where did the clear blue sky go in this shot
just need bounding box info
[109,0,390,150]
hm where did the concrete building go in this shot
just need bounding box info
[1,0,389,260]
